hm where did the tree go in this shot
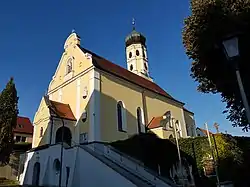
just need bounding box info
[0,78,19,165]
[182,0,250,131]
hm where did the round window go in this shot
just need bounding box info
[53,159,61,173]
[130,64,133,71]
[136,50,140,56]
[129,52,132,58]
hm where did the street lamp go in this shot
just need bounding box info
[222,36,250,124]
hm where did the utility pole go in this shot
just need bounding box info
[59,118,65,187]
[172,118,184,186]
[205,123,220,187]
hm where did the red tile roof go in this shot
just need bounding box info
[148,116,165,129]
[79,46,184,105]
[183,107,194,115]
[14,116,33,134]
[49,100,76,121]
[197,127,213,136]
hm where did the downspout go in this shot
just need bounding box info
[141,89,148,131]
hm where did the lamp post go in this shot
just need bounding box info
[222,36,250,124]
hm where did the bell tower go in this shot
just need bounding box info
[125,19,152,81]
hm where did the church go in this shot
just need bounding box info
[19,26,197,187]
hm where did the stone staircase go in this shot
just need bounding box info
[79,142,176,187]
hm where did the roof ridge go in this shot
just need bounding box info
[77,45,185,105]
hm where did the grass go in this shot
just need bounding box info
[0,178,19,186]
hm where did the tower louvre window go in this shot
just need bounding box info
[129,52,132,58]
[136,50,140,56]
[130,64,133,71]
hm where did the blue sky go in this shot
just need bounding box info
[0,0,248,136]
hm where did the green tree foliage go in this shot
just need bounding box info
[179,134,243,185]
[183,0,250,130]
[111,133,247,186]
[0,78,19,165]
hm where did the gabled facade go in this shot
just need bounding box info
[32,30,196,148]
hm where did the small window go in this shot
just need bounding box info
[16,136,21,142]
[117,101,126,132]
[53,159,61,174]
[66,58,73,74]
[130,64,133,71]
[40,127,43,137]
[82,111,87,123]
[137,107,142,134]
[21,137,26,142]
[19,124,23,128]
[136,50,140,56]
[129,52,132,58]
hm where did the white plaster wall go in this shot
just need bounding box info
[75,147,136,187]
[20,145,136,187]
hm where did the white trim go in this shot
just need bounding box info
[178,120,183,138]
[32,125,36,147]
[76,79,81,119]
[137,107,145,133]
[48,66,94,95]
[89,69,101,142]
[58,89,62,102]
[181,109,188,137]
[48,44,91,94]
[140,107,145,133]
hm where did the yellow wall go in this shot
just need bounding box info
[145,91,187,137]
[99,70,187,142]
[100,71,143,141]
[32,97,51,147]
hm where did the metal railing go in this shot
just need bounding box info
[80,142,176,187]
[79,142,155,186]
[63,140,177,186]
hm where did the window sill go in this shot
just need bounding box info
[118,129,127,133]
[64,71,74,82]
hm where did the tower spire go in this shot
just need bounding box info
[132,18,136,30]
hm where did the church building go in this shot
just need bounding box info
[19,25,197,187]
[32,27,196,148]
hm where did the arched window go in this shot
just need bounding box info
[137,107,143,134]
[117,101,126,132]
[40,127,43,137]
[130,64,133,71]
[129,52,132,58]
[136,50,140,56]
[55,126,72,146]
[32,162,40,186]
[66,58,73,74]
